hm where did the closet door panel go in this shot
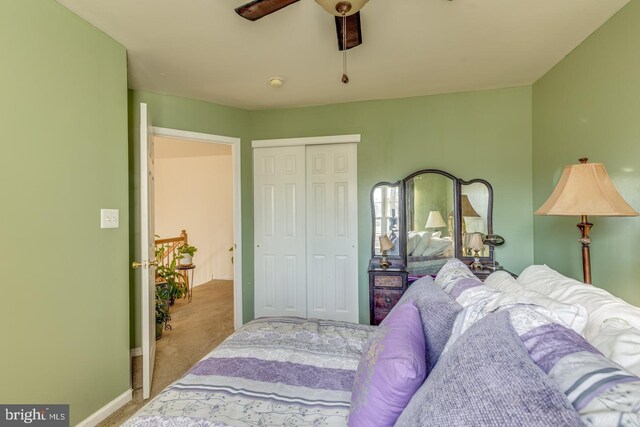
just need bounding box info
[254,147,307,318]
[306,144,358,322]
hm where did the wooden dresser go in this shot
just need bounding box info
[369,262,510,325]
[368,167,506,326]
[368,260,408,325]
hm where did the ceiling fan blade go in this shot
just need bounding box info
[335,12,362,51]
[235,0,300,21]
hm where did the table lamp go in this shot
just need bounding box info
[535,158,638,284]
[461,195,480,217]
[467,232,485,270]
[425,210,446,230]
[448,196,480,246]
[379,234,394,269]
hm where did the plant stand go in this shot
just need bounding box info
[176,264,196,302]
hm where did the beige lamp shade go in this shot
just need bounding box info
[461,195,481,217]
[425,211,446,229]
[467,233,485,251]
[315,0,369,16]
[379,234,394,252]
[536,160,638,217]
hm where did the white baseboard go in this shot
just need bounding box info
[130,347,142,357]
[77,389,132,427]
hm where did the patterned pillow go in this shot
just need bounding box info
[434,258,475,292]
[442,276,575,356]
[516,313,640,426]
[386,275,462,371]
[395,310,583,427]
[349,303,426,427]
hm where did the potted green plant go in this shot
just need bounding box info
[155,283,171,339]
[178,244,198,265]
[157,262,188,306]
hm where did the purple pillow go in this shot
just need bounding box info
[395,311,583,427]
[349,303,426,427]
[387,276,462,372]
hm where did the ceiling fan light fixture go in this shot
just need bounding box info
[315,0,368,16]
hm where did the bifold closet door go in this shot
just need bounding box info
[306,144,358,323]
[254,146,307,318]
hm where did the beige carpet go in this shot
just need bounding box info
[99,280,235,426]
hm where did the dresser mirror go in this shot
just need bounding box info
[460,180,493,259]
[405,170,457,275]
[370,169,495,276]
[370,182,402,258]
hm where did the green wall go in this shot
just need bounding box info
[532,0,640,306]
[0,1,129,424]
[130,86,533,332]
[250,86,534,322]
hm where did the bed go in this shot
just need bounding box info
[405,231,454,275]
[124,317,375,426]
[125,260,640,427]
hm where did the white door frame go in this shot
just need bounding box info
[153,126,243,330]
[252,134,361,148]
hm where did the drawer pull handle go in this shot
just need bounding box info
[384,296,392,307]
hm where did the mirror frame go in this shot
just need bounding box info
[370,180,404,260]
[370,169,495,271]
[457,177,494,265]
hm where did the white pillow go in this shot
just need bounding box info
[419,237,451,257]
[517,265,640,341]
[485,271,588,334]
[406,233,421,255]
[590,318,640,377]
[412,232,432,257]
[432,231,442,238]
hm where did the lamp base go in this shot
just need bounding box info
[577,215,593,284]
[470,257,483,270]
[380,252,391,269]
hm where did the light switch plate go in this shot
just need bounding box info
[101,209,119,229]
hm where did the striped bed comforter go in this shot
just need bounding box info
[124,317,376,427]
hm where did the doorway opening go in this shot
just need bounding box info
[153,127,243,330]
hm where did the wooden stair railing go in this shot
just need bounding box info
[155,229,188,269]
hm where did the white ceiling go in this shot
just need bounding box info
[57,0,628,110]
[154,136,232,159]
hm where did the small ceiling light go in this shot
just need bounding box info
[269,77,285,88]
[315,0,368,16]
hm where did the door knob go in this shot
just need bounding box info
[131,260,158,269]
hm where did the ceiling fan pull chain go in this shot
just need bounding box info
[342,13,349,84]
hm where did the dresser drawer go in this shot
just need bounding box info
[373,308,392,325]
[374,288,403,311]
[373,274,403,288]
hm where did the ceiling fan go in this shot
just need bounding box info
[235,0,370,83]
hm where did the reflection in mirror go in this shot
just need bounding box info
[405,173,455,275]
[373,185,400,256]
[461,182,490,257]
